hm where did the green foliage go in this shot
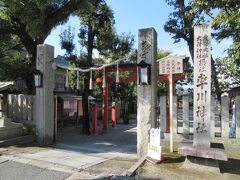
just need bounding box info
[0,34,29,81]
[164,0,205,56]
[21,125,29,135]
[164,0,222,102]
[59,25,76,58]
[0,0,88,91]
[193,0,240,86]
[157,49,171,59]
[193,0,240,41]
[107,33,135,60]
[77,0,115,61]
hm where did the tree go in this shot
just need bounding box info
[0,34,29,82]
[109,34,135,124]
[77,0,115,134]
[0,0,89,92]
[164,0,222,103]
[59,25,77,60]
[193,0,240,83]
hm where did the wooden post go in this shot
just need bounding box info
[112,102,117,127]
[102,83,108,131]
[169,73,174,152]
[92,104,98,134]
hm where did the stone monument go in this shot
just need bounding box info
[35,44,55,145]
[137,28,157,158]
[147,128,162,163]
[178,25,227,163]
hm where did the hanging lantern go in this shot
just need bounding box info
[76,71,79,90]
[33,69,43,88]
[116,62,120,83]
[65,70,69,88]
[102,68,106,88]
[89,70,93,90]
[137,60,151,85]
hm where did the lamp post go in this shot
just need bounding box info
[137,60,151,85]
[33,69,43,88]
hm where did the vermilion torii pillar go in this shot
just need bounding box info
[96,64,184,132]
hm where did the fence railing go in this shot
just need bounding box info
[157,95,240,140]
[7,94,35,125]
[4,93,240,140]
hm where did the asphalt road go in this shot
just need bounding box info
[0,160,70,180]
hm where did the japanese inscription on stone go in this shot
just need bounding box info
[193,25,211,148]
[147,128,161,160]
[140,34,152,62]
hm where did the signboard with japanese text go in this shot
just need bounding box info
[193,25,211,148]
[159,56,183,75]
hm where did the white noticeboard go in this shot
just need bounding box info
[159,56,183,75]
[158,55,184,153]
[147,128,161,160]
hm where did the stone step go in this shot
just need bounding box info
[0,134,35,147]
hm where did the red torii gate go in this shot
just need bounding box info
[95,62,185,132]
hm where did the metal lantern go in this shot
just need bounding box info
[137,60,151,85]
[33,69,43,88]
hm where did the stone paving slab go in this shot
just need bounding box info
[178,141,228,161]
[12,149,108,170]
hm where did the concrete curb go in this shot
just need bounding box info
[124,156,146,177]
[0,134,35,147]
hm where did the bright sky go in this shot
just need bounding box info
[45,0,231,60]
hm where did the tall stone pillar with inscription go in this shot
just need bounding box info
[35,44,55,145]
[193,25,211,148]
[137,28,157,158]
[178,25,227,162]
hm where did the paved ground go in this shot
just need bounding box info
[1,115,240,180]
[0,160,70,180]
[0,117,138,180]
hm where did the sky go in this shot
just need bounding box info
[45,0,231,60]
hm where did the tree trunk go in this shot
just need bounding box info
[81,27,94,134]
[211,56,222,104]
[82,74,91,135]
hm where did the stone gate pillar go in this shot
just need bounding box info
[35,44,55,145]
[137,28,157,158]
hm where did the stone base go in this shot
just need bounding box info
[183,156,220,174]
[0,119,23,141]
[0,117,12,126]
[146,155,164,164]
[178,140,227,161]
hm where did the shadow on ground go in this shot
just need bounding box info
[219,158,240,175]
